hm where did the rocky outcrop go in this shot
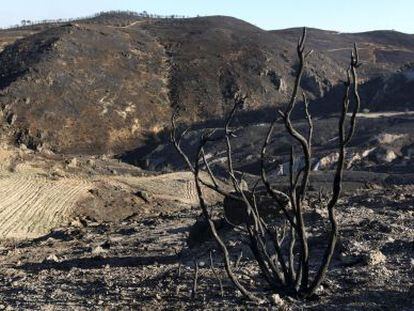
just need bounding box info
[301,70,333,97]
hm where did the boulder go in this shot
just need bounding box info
[66,157,78,168]
[371,147,398,163]
[363,250,386,266]
[223,191,285,225]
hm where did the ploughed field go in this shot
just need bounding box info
[0,150,218,241]
[0,171,91,239]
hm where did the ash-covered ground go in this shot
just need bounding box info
[0,185,412,310]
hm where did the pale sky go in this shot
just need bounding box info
[0,0,412,33]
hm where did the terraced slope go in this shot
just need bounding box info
[0,173,92,239]
[0,150,220,240]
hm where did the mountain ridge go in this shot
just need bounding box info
[0,13,412,154]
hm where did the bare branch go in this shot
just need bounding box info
[191,258,199,299]
[303,92,313,147]
[260,119,295,226]
[170,107,195,172]
[194,140,261,302]
[307,44,360,296]
[209,251,224,298]
[201,147,219,189]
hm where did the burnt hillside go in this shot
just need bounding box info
[0,13,413,154]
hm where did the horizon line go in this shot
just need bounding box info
[0,11,412,35]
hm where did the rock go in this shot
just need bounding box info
[187,217,230,248]
[383,150,398,162]
[223,191,285,225]
[91,246,107,254]
[301,71,331,97]
[70,217,85,228]
[267,70,287,92]
[19,144,28,151]
[45,254,60,262]
[371,147,398,163]
[374,133,407,145]
[5,113,17,125]
[271,293,285,306]
[363,250,386,266]
[239,179,249,191]
[86,159,96,167]
[36,144,52,154]
[198,261,206,267]
[315,285,325,295]
[66,157,78,168]
[100,240,111,250]
[135,190,151,203]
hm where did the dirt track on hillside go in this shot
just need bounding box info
[114,172,199,205]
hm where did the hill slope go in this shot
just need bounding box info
[0,14,413,154]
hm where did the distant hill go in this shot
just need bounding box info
[0,13,412,154]
[272,28,414,78]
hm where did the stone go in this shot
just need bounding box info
[223,191,284,225]
[267,70,287,92]
[91,246,107,254]
[384,150,397,162]
[66,157,78,168]
[371,148,398,163]
[363,250,386,266]
[100,240,111,250]
[19,144,28,151]
[50,168,66,178]
[135,190,150,203]
[271,293,285,306]
[6,113,17,125]
[45,254,60,262]
[70,217,84,228]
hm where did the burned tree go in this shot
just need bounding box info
[171,28,361,301]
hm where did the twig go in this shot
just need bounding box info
[209,251,224,298]
[234,250,243,270]
[174,249,182,278]
[191,258,199,300]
